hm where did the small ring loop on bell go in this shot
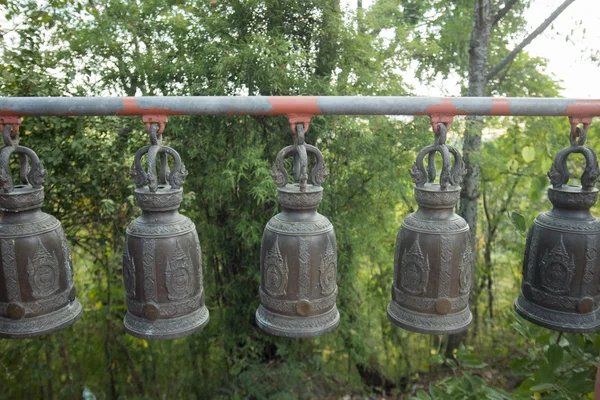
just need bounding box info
[7,303,25,320]
[143,303,160,320]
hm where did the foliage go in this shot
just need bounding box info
[0,0,599,399]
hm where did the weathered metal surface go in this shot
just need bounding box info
[0,96,599,117]
[387,124,473,335]
[123,125,208,340]
[516,127,600,333]
[256,125,339,337]
[0,124,81,338]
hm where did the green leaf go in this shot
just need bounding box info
[510,359,532,376]
[429,384,447,399]
[530,383,554,392]
[562,370,593,394]
[534,360,555,385]
[510,212,527,233]
[522,146,536,163]
[547,344,564,372]
[414,389,432,400]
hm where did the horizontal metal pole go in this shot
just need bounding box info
[0,96,599,117]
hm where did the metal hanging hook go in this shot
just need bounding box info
[142,114,168,138]
[429,114,454,136]
[0,116,21,141]
[569,126,587,147]
[286,113,313,136]
[569,116,592,140]
[2,124,19,147]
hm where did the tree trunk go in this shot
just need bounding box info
[447,0,577,357]
[447,0,493,357]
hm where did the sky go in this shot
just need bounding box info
[524,0,600,98]
[342,0,600,98]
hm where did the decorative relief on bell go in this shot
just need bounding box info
[142,238,157,302]
[263,237,289,298]
[256,124,339,337]
[387,123,472,335]
[400,235,430,295]
[122,242,136,298]
[57,226,74,289]
[539,235,575,294]
[458,236,474,295]
[0,123,81,338]
[122,123,208,340]
[165,241,193,301]
[1,239,19,303]
[319,237,336,296]
[515,127,600,332]
[26,239,60,298]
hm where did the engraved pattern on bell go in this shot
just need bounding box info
[26,239,60,298]
[122,125,208,340]
[387,124,472,335]
[400,235,430,295]
[539,235,575,294]
[122,241,136,298]
[516,128,600,333]
[0,124,81,338]
[458,236,474,295]
[256,126,339,337]
[165,240,193,301]
[263,237,288,298]
[319,236,336,296]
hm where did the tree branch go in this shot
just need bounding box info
[492,0,520,27]
[486,0,576,81]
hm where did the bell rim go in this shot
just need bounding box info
[515,295,600,333]
[0,299,82,339]
[255,304,339,338]
[124,304,209,340]
[386,301,472,335]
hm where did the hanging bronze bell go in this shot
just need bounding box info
[256,125,339,337]
[0,124,81,338]
[515,128,600,332]
[123,126,209,340]
[387,124,473,334]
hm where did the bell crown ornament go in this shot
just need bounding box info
[515,127,600,332]
[387,124,473,335]
[0,124,82,338]
[123,124,208,340]
[256,124,339,337]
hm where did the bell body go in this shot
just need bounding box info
[123,187,209,340]
[515,186,600,332]
[387,184,473,334]
[256,184,339,337]
[0,187,81,338]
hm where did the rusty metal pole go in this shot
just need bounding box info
[0,96,599,117]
